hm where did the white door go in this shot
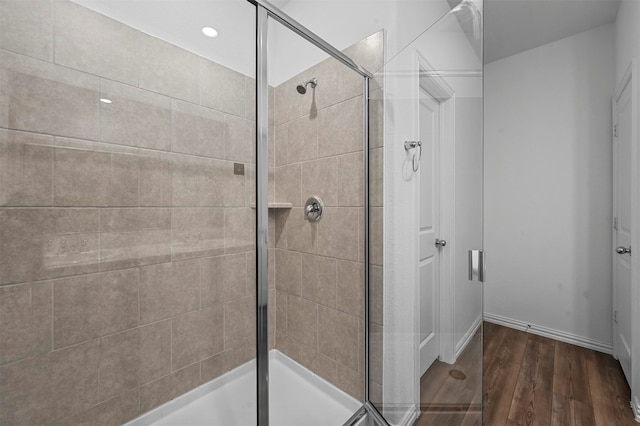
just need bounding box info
[613,77,633,385]
[419,87,441,376]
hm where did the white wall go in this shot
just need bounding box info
[615,1,640,419]
[484,24,616,351]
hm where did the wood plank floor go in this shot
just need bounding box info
[415,322,636,425]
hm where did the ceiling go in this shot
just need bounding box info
[484,0,621,64]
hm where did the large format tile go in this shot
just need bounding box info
[286,295,317,349]
[139,152,172,207]
[318,305,360,372]
[301,254,337,308]
[138,33,200,104]
[224,207,255,254]
[223,296,255,349]
[99,208,171,233]
[201,341,253,382]
[0,0,52,61]
[53,388,139,426]
[224,114,255,163]
[301,157,338,206]
[0,129,53,206]
[172,305,224,370]
[100,229,171,271]
[275,163,301,207]
[171,208,225,261]
[172,100,224,158]
[98,320,171,401]
[0,281,52,365]
[317,207,360,261]
[337,151,364,207]
[0,51,100,139]
[139,260,200,324]
[318,96,363,158]
[336,260,364,317]
[0,208,100,285]
[100,80,171,151]
[200,58,246,117]
[0,341,99,425]
[139,363,201,415]
[55,1,139,86]
[201,253,247,306]
[287,114,318,163]
[275,249,302,296]
[53,269,139,348]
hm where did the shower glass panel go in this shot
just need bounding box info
[370,1,484,424]
[265,15,380,426]
[0,1,257,424]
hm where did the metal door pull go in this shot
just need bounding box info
[616,246,631,255]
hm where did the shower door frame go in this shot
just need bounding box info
[249,1,387,424]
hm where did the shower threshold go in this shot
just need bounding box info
[124,350,360,426]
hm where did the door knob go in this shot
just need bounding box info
[616,246,631,255]
[435,239,447,248]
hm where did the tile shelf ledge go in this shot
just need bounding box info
[249,202,293,209]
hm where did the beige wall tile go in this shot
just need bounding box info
[53,388,139,426]
[338,152,364,207]
[275,164,301,206]
[318,96,363,158]
[245,77,256,121]
[172,305,224,370]
[100,208,170,233]
[370,207,383,266]
[274,78,308,125]
[370,147,383,207]
[0,133,53,206]
[201,159,245,208]
[369,89,384,149]
[200,59,245,117]
[224,296,255,349]
[100,80,171,151]
[285,207,318,254]
[336,260,364,317]
[369,323,384,385]
[287,115,318,163]
[201,341,253,382]
[171,208,225,261]
[273,209,289,249]
[286,295,317,348]
[275,249,301,296]
[275,289,287,334]
[0,0,52,61]
[139,153,172,207]
[311,59,340,112]
[0,51,100,139]
[54,147,139,207]
[55,1,139,86]
[172,100,225,158]
[0,282,52,364]
[171,154,204,207]
[301,157,338,206]
[139,260,200,324]
[100,229,171,271]
[334,362,364,401]
[301,254,337,308]
[317,207,359,261]
[139,363,201,415]
[343,31,384,76]
[98,321,171,400]
[53,269,138,348]
[317,305,359,372]
[224,207,255,254]
[201,253,247,306]
[275,123,289,166]
[224,115,255,164]
[138,33,199,104]
[0,208,100,285]
[0,340,99,425]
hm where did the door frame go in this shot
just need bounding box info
[613,59,640,421]
[414,53,457,368]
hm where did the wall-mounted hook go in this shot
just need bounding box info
[404,140,422,172]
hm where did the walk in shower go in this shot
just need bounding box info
[0,0,483,424]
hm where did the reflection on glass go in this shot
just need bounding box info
[369,0,483,424]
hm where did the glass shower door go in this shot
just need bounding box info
[368,1,484,424]
[0,1,257,424]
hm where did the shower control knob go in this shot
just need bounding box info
[435,238,447,248]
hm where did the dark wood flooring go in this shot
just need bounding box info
[414,322,636,426]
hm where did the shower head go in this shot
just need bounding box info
[296,77,317,94]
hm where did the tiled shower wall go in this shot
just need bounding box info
[270,31,384,401]
[0,1,265,424]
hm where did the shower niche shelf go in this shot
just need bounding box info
[249,202,293,209]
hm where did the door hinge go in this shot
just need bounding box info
[614,310,618,324]
[613,124,618,138]
[614,217,618,231]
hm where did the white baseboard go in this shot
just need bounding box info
[397,405,419,426]
[455,315,482,359]
[633,395,640,423]
[483,312,613,354]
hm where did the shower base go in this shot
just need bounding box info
[124,350,360,426]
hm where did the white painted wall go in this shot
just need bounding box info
[615,1,640,419]
[484,24,616,350]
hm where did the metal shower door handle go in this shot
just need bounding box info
[435,238,447,248]
[616,246,631,255]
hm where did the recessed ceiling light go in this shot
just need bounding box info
[99,98,112,104]
[201,26,219,38]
